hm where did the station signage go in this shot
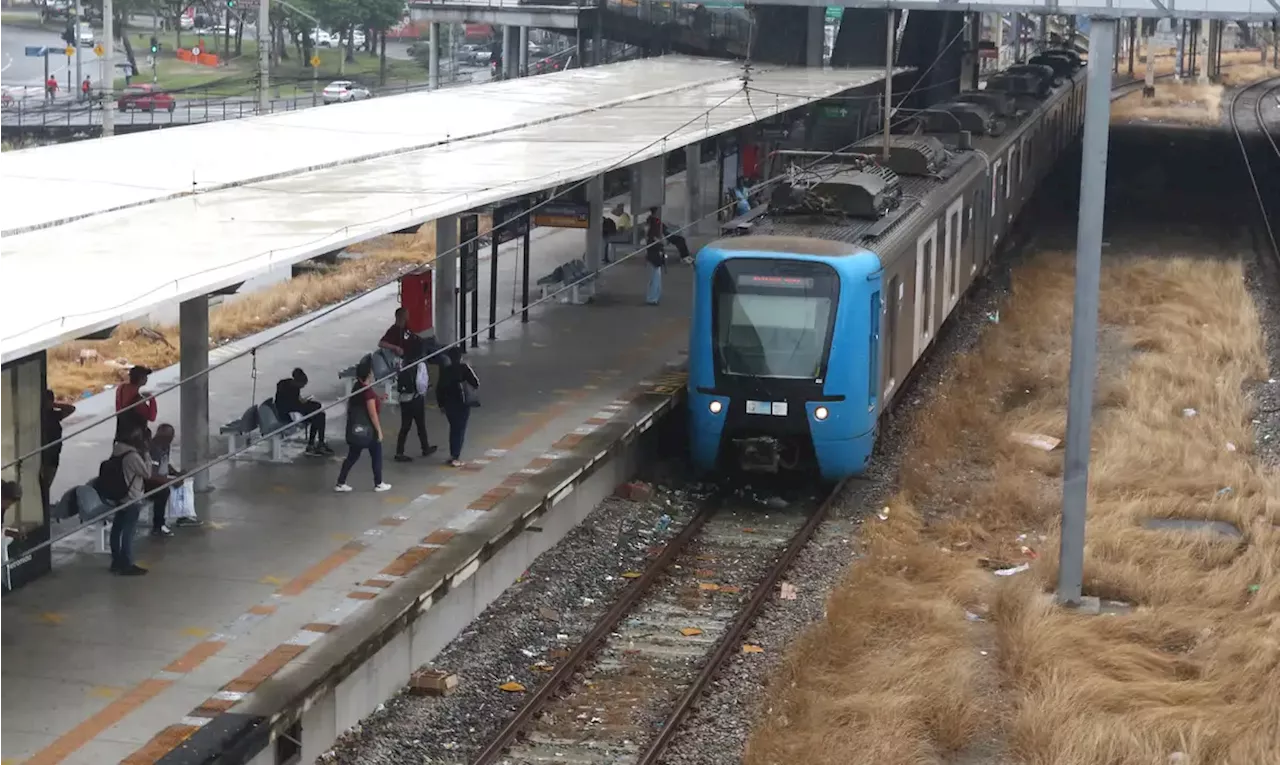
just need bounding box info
[533,201,590,229]
[459,214,480,295]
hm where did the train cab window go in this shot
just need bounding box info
[711,260,839,380]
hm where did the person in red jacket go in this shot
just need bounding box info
[115,366,157,440]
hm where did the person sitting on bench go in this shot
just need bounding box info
[276,368,332,456]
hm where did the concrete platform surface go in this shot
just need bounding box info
[1,177,696,765]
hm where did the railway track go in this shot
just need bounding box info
[468,483,844,765]
[1229,76,1280,262]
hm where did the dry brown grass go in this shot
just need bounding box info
[745,252,1280,765]
[1111,82,1225,126]
[1219,61,1280,88]
[47,224,445,398]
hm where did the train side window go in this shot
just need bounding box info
[949,208,960,300]
[921,239,934,335]
[868,291,881,411]
[990,159,1003,218]
[1008,146,1017,197]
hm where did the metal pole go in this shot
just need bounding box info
[882,9,893,161]
[102,0,114,137]
[519,26,528,77]
[470,256,479,348]
[312,58,317,106]
[489,217,499,340]
[257,0,270,112]
[1057,15,1116,608]
[1127,19,1136,76]
[1176,20,1186,79]
[74,0,83,100]
[43,50,50,94]
[521,200,531,323]
[428,22,439,89]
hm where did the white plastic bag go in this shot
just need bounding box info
[166,478,196,521]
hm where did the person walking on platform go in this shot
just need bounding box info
[394,336,438,462]
[276,368,332,456]
[436,346,480,468]
[335,358,391,493]
[41,389,75,512]
[104,426,152,576]
[115,366,157,441]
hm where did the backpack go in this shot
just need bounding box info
[396,365,417,396]
[97,453,129,503]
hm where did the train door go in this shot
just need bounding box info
[912,224,938,362]
[945,198,963,314]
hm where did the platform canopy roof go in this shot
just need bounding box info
[1,55,896,363]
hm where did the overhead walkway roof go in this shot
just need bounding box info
[1,55,895,363]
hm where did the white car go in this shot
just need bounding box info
[78,24,94,47]
[321,80,372,104]
[350,29,366,47]
[310,29,335,47]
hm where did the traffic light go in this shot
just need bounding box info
[62,22,75,46]
[225,0,236,7]
[149,36,159,54]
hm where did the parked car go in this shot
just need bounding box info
[350,29,366,48]
[321,80,372,104]
[310,29,335,47]
[77,24,94,47]
[117,83,176,112]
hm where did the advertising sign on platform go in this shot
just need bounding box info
[532,201,590,229]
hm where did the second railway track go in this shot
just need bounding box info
[469,483,844,765]
[1229,75,1280,262]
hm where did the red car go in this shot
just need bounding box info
[117,84,175,112]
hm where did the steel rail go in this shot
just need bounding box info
[1229,77,1280,264]
[635,480,847,764]
[468,494,723,765]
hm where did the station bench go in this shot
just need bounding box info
[220,400,308,461]
[537,257,596,305]
[720,202,768,236]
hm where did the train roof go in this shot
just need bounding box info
[705,235,864,257]
[742,58,1084,259]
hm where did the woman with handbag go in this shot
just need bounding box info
[335,358,392,493]
[436,345,480,468]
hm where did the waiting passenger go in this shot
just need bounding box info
[335,358,391,493]
[645,208,667,306]
[394,336,437,462]
[104,426,152,576]
[732,177,751,216]
[276,368,332,456]
[40,389,75,511]
[436,345,480,468]
[146,424,198,535]
[115,365,157,441]
[378,308,413,358]
[611,204,632,231]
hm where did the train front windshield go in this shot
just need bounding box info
[712,260,838,379]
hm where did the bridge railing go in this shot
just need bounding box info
[0,71,474,131]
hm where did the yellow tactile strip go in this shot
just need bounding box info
[105,381,682,765]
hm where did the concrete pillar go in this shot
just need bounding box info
[434,216,458,347]
[519,26,529,76]
[428,23,440,89]
[684,142,701,238]
[804,7,824,67]
[586,174,604,274]
[1,351,52,588]
[179,296,211,492]
[592,16,603,65]
[630,165,643,245]
[1143,21,1155,92]
[1198,21,1210,83]
[1175,20,1186,80]
[963,12,980,90]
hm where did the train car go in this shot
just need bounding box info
[688,51,1086,483]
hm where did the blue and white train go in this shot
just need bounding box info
[688,50,1087,482]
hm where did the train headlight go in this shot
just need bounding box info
[708,400,723,415]
[814,406,829,421]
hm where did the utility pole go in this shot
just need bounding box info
[1057,14,1117,608]
[74,0,83,100]
[103,0,114,136]
[257,0,270,112]
[882,9,893,161]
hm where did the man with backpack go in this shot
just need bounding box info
[394,336,437,462]
[98,426,153,576]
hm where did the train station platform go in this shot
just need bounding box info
[0,177,695,765]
